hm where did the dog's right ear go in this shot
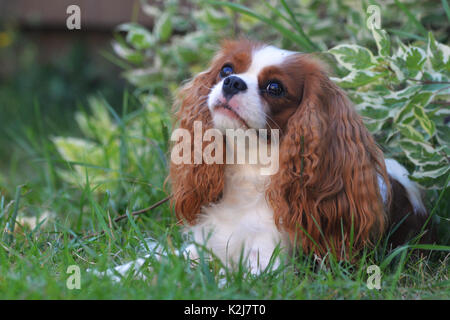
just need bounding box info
[169,65,225,225]
[266,55,389,258]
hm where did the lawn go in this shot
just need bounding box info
[0,0,449,299]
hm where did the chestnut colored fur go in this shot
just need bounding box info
[170,40,259,225]
[169,39,432,259]
[265,55,390,257]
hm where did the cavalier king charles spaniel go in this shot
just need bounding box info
[169,39,435,274]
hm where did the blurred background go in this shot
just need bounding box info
[0,0,154,181]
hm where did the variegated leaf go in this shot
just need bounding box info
[398,139,445,167]
[413,104,436,136]
[328,44,377,71]
[371,28,390,57]
[331,70,385,88]
[397,123,425,142]
[427,32,450,73]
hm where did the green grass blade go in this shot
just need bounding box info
[393,0,428,36]
[442,0,450,23]
[408,244,450,251]
[387,28,426,41]
[263,1,293,27]
[207,0,317,52]
[0,196,5,221]
[4,185,23,245]
[280,0,319,51]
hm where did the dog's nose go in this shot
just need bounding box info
[222,76,247,98]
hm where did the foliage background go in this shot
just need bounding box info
[0,0,448,299]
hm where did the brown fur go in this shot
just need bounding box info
[265,55,390,258]
[386,178,436,247]
[169,39,260,225]
[169,39,434,259]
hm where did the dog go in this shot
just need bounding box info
[169,39,436,274]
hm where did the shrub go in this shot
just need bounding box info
[328,29,449,189]
[53,0,449,204]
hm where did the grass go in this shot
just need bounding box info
[0,91,448,300]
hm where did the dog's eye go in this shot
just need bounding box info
[266,81,284,96]
[220,65,234,78]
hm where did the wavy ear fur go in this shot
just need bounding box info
[267,56,390,258]
[169,65,225,225]
[169,39,258,225]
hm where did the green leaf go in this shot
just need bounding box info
[112,41,145,64]
[413,165,450,179]
[413,104,436,136]
[410,91,434,105]
[436,124,450,153]
[399,139,445,167]
[118,23,155,50]
[75,97,117,144]
[411,165,450,189]
[405,47,427,78]
[154,12,173,42]
[328,44,377,70]
[371,28,390,57]
[397,123,425,142]
[358,103,390,121]
[427,32,450,73]
[390,45,427,80]
[331,70,385,88]
[393,91,434,127]
[394,100,415,124]
[384,86,422,103]
[363,119,385,133]
[202,8,230,29]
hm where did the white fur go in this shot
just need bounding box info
[208,73,265,130]
[377,174,389,205]
[186,159,426,274]
[384,158,426,214]
[208,46,295,131]
[246,45,295,74]
[185,163,289,274]
[196,46,297,274]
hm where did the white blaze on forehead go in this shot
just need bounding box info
[246,45,296,75]
[207,45,296,130]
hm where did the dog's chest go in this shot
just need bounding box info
[186,164,288,268]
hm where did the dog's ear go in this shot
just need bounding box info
[168,39,257,225]
[267,55,390,258]
[169,64,225,225]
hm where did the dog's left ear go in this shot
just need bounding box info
[267,55,390,258]
[169,64,225,225]
[169,39,256,225]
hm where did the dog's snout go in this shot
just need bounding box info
[222,76,247,98]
